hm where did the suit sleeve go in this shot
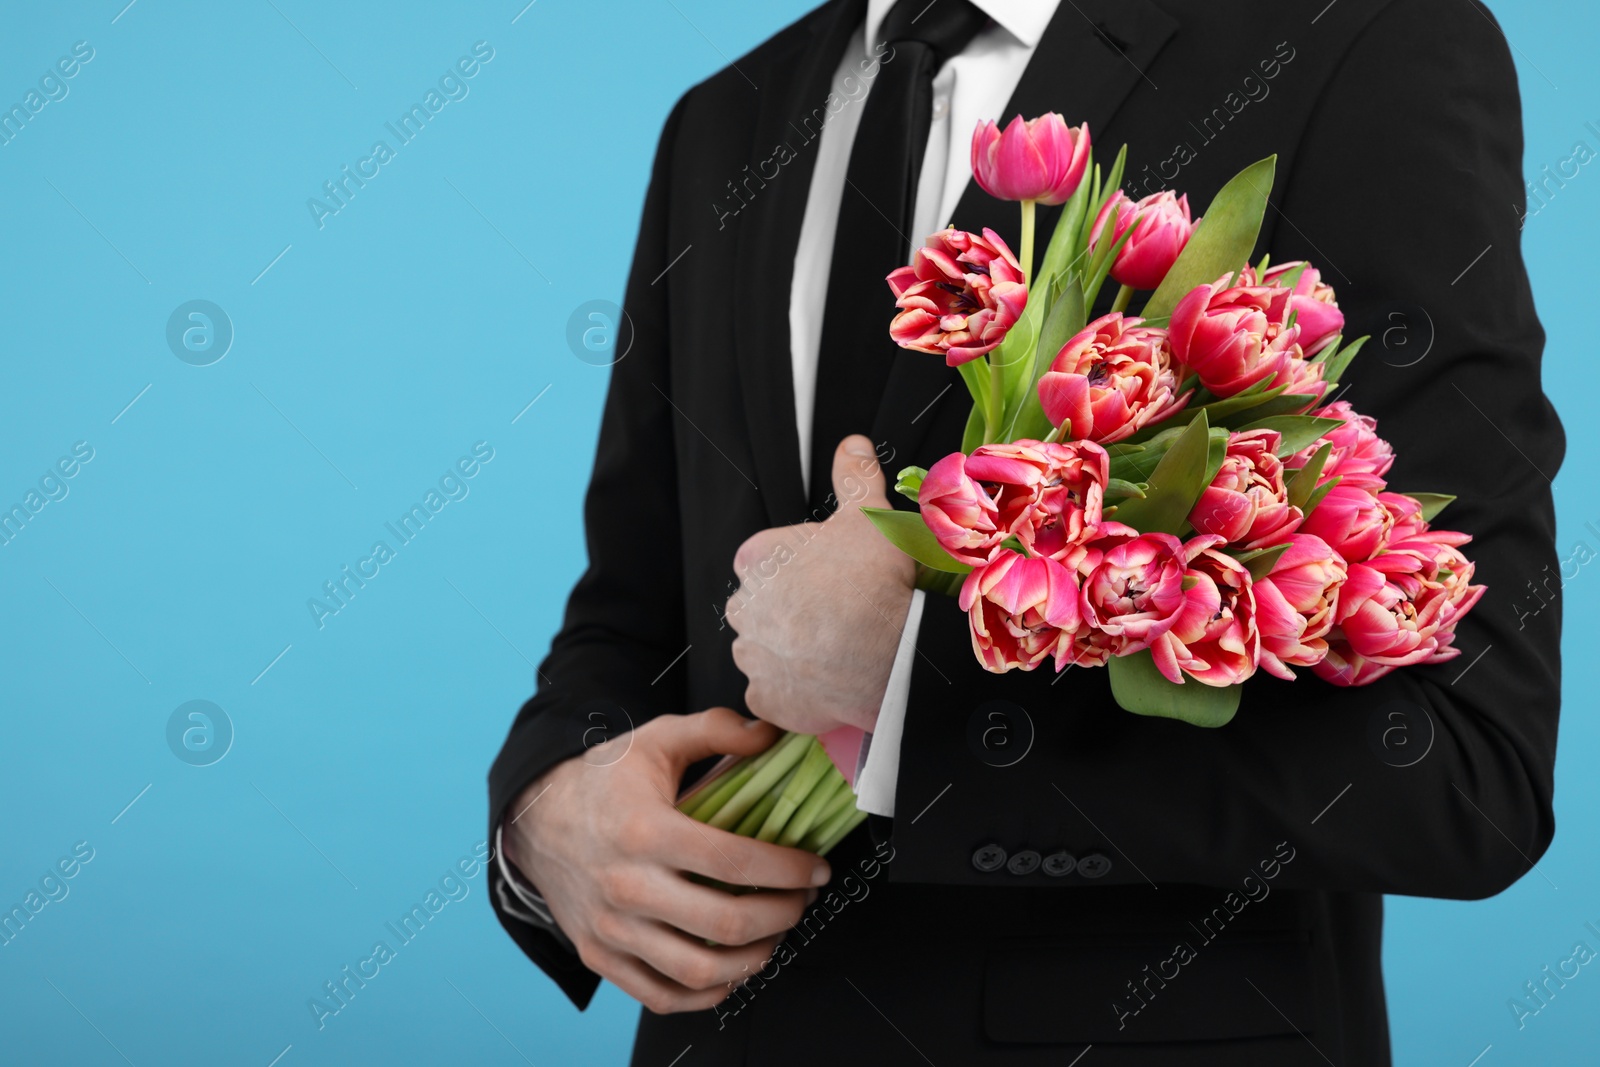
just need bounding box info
[891,0,1565,900]
[487,93,692,1010]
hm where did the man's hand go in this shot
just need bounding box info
[501,707,830,1015]
[725,435,917,735]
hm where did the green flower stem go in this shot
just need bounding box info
[757,738,833,842]
[735,762,800,837]
[1019,198,1036,285]
[1111,283,1135,314]
[986,352,1004,443]
[812,809,869,857]
[802,793,863,853]
[777,771,846,848]
[680,738,780,821]
[706,731,812,831]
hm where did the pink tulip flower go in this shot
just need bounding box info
[1089,190,1197,290]
[1289,401,1394,492]
[1263,261,1344,356]
[1253,533,1348,679]
[918,451,1003,566]
[1149,542,1260,686]
[1168,273,1299,397]
[970,113,1091,205]
[965,440,1110,566]
[1297,483,1393,562]
[960,549,1083,672]
[1188,428,1303,550]
[1078,527,1194,653]
[1037,313,1191,444]
[888,228,1028,366]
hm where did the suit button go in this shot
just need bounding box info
[1006,850,1041,875]
[1041,851,1077,877]
[972,844,1007,872]
[1078,852,1112,879]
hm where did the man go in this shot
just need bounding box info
[490,0,1563,1063]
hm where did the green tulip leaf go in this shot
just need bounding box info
[1107,649,1242,726]
[1301,474,1342,519]
[1286,442,1332,511]
[894,465,927,503]
[1397,492,1456,522]
[1141,156,1278,321]
[1235,415,1345,456]
[1102,410,1211,535]
[1232,542,1292,582]
[860,507,972,574]
[1321,335,1369,386]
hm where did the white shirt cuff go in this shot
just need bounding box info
[854,588,925,817]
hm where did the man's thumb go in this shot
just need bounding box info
[831,435,889,511]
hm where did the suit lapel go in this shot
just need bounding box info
[733,0,866,528]
[867,0,1180,481]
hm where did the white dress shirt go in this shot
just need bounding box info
[790,0,1060,817]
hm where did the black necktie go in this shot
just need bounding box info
[808,0,990,514]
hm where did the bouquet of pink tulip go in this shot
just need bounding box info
[864,113,1485,725]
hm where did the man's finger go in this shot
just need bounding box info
[666,816,830,891]
[649,706,781,769]
[830,434,889,512]
[635,868,815,946]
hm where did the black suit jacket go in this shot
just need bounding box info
[490,1,1563,1063]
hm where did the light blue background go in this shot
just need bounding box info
[0,2,1592,1064]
